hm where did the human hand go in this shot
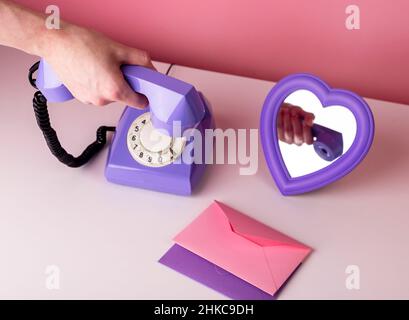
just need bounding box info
[277,103,315,145]
[40,24,155,108]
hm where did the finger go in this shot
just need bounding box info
[122,48,156,70]
[281,102,292,110]
[283,108,293,144]
[290,105,303,115]
[118,85,149,109]
[303,112,315,126]
[289,105,306,145]
[111,76,149,109]
[303,122,314,145]
[82,97,110,107]
[291,114,303,146]
[93,97,111,106]
[277,108,284,142]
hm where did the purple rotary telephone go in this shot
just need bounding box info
[29,60,214,195]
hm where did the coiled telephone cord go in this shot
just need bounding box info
[29,61,115,168]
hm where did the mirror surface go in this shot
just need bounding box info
[277,90,357,177]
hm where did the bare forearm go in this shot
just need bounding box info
[0,0,52,56]
[0,0,153,108]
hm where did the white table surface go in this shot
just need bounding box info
[1,45,409,299]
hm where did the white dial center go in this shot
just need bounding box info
[127,112,186,168]
[140,121,172,153]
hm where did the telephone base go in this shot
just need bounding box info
[105,94,214,196]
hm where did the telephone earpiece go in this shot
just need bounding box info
[35,59,74,102]
[311,124,343,161]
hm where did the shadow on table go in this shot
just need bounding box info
[309,108,409,196]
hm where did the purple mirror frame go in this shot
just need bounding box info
[260,73,375,195]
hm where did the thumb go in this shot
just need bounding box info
[116,78,149,109]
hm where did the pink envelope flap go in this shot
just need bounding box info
[173,201,312,295]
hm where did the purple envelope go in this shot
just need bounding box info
[159,244,274,300]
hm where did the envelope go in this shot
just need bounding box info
[159,244,275,300]
[169,201,312,297]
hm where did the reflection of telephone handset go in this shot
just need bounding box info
[29,59,214,195]
[311,123,343,162]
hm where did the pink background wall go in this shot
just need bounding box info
[15,0,409,104]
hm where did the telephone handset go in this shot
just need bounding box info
[311,124,343,161]
[29,59,214,195]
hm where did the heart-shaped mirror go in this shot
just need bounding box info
[260,74,374,195]
[279,90,357,177]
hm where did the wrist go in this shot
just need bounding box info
[30,20,73,58]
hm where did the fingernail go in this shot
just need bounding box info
[294,137,302,145]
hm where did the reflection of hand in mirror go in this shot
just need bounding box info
[278,103,315,146]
